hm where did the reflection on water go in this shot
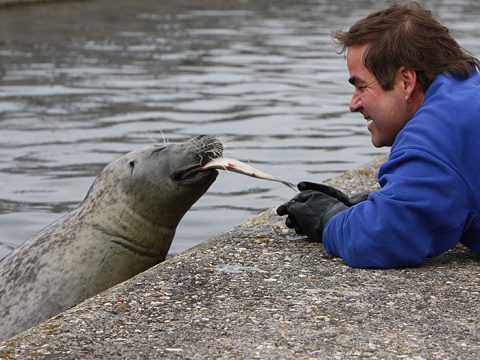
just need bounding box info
[0,0,479,258]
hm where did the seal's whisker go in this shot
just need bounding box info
[215,135,232,157]
[148,130,169,146]
[211,145,223,158]
[140,131,157,145]
[212,138,224,154]
[190,135,203,150]
[215,134,230,143]
[186,142,198,152]
[159,130,168,144]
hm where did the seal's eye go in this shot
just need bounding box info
[129,160,136,176]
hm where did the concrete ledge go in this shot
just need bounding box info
[2,155,480,358]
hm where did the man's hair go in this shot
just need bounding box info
[332,1,480,91]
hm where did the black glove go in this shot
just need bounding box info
[276,189,347,242]
[298,181,369,206]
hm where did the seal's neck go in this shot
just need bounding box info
[82,198,175,260]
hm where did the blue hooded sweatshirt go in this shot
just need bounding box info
[322,70,480,268]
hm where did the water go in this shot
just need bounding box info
[0,0,479,259]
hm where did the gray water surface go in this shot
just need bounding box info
[0,0,479,258]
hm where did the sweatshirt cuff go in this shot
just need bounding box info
[322,213,341,257]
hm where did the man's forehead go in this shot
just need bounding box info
[346,44,373,84]
[346,43,369,61]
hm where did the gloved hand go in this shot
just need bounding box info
[276,189,348,242]
[298,181,369,206]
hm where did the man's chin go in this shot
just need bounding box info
[370,133,384,148]
[371,135,393,148]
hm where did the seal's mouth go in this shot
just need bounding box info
[172,135,223,184]
[173,164,217,182]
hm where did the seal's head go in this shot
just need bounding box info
[82,135,223,235]
[0,135,223,342]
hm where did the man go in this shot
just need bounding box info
[277,2,480,268]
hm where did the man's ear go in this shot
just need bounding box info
[398,66,417,95]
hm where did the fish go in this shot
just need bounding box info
[201,157,296,191]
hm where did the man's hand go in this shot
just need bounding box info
[276,189,348,242]
[298,182,369,206]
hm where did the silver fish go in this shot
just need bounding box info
[201,157,296,191]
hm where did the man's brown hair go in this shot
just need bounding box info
[332,1,480,91]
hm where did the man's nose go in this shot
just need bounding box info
[349,91,361,112]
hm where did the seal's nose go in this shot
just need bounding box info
[189,135,223,160]
[192,135,208,141]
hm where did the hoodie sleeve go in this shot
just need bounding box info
[322,147,471,269]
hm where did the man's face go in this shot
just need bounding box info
[346,43,412,147]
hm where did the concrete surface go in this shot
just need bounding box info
[1,155,480,359]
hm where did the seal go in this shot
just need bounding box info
[0,135,222,342]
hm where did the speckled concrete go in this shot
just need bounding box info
[1,155,480,359]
